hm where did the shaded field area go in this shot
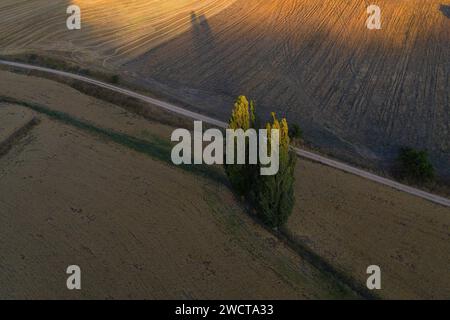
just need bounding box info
[126,0,449,177]
[0,70,449,299]
[0,108,352,299]
[0,72,353,299]
[0,106,37,150]
[288,161,450,299]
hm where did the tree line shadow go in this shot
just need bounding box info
[440,4,450,18]
[190,11,216,56]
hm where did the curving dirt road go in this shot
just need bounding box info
[1,59,449,208]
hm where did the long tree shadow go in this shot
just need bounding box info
[190,12,216,58]
[124,4,450,178]
[440,4,450,18]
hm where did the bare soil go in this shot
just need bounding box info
[1,0,448,178]
[289,160,450,299]
[0,105,36,145]
[0,70,448,299]
[0,73,353,299]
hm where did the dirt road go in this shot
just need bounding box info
[1,60,448,207]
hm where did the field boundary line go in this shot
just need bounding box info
[0,111,39,157]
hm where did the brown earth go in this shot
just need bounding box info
[0,72,352,299]
[0,105,36,144]
[289,160,450,299]
[125,0,450,176]
[0,70,449,299]
[0,108,354,300]
[0,0,236,66]
[0,0,448,177]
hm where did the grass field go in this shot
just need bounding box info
[0,70,448,299]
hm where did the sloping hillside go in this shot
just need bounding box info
[0,0,236,65]
[1,0,448,176]
[126,0,449,176]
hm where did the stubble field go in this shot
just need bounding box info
[0,72,352,299]
[0,70,448,299]
[1,0,448,177]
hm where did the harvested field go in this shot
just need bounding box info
[0,71,449,299]
[0,0,448,177]
[0,71,355,299]
[0,105,36,146]
[0,106,353,299]
[0,70,182,141]
[126,0,450,176]
[0,0,236,66]
[289,160,450,299]
[0,107,351,299]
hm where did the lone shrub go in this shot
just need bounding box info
[111,74,120,84]
[289,123,303,140]
[396,147,435,184]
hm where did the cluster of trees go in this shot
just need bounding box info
[225,96,297,228]
[223,96,438,227]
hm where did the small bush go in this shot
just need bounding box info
[396,147,435,184]
[80,68,91,76]
[289,123,303,140]
[111,75,120,84]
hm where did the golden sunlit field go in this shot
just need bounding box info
[0,0,450,177]
[127,0,450,176]
[0,0,236,65]
[0,0,448,177]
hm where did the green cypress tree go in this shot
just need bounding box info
[250,113,297,228]
[225,97,298,228]
[224,96,258,196]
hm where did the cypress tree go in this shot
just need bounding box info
[225,97,297,228]
[224,96,258,196]
[250,113,297,228]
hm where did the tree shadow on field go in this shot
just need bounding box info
[440,4,450,18]
[190,11,216,57]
